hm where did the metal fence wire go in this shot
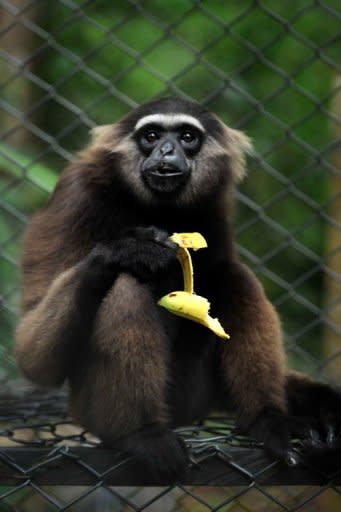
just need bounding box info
[0,0,341,510]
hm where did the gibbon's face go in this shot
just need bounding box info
[91,97,252,206]
[134,113,204,195]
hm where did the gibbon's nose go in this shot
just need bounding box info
[159,141,174,156]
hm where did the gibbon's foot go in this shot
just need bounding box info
[114,424,189,484]
[246,389,341,473]
[287,379,341,446]
[286,374,341,440]
[289,411,341,475]
[308,390,340,443]
[291,437,341,476]
[286,384,341,474]
[243,406,300,465]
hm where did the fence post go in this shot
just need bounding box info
[0,1,41,148]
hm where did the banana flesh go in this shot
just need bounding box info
[170,232,207,250]
[158,232,230,340]
[170,232,207,293]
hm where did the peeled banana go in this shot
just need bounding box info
[158,232,230,340]
[169,232,207,293]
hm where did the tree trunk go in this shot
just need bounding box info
[0,0,40,148]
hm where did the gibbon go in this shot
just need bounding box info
[15,97,341,482]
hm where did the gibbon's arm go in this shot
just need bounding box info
[210,261,341,470]
[211,262,290,458]
[15,227,177,387]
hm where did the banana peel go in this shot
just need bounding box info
[158,232,230,340]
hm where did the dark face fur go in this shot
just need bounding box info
[90,97,252,206]
[135,116,203,195]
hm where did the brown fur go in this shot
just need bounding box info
[15,98,341,478]
[219,264,286,426]
[16,265,84,386]
[70,274,169,441]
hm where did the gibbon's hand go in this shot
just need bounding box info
[84,227,178,290]
[112,226,178,282]
[112,226,179,282]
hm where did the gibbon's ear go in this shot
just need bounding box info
[216,117,253,183]
[226,127,253,183]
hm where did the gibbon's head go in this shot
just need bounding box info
[90,97,252,206]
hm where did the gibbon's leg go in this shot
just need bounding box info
[15,228,178,388]
[211,262,291,459]
[70,273,188,483]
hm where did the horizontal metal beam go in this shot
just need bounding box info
[0,447,337,487]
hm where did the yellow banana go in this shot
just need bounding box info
[158,232,230,340]
[158,291,229,339]
[170,232,207,293]
[170,232,207,250]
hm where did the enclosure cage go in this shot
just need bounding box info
[0,0,341,510]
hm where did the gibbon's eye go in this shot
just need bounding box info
[181,131,196,144]
[179,128,202,154]
[144,130,159,144]
[135,127,161,155]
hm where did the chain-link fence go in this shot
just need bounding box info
[0,0,341,510]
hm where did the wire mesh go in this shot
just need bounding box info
[0,0,340,510]
[1,386,341,511]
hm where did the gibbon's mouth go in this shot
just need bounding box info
[142,163,190,195]
[150,164,184,177]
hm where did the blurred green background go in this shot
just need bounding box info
[0,0,340,379]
